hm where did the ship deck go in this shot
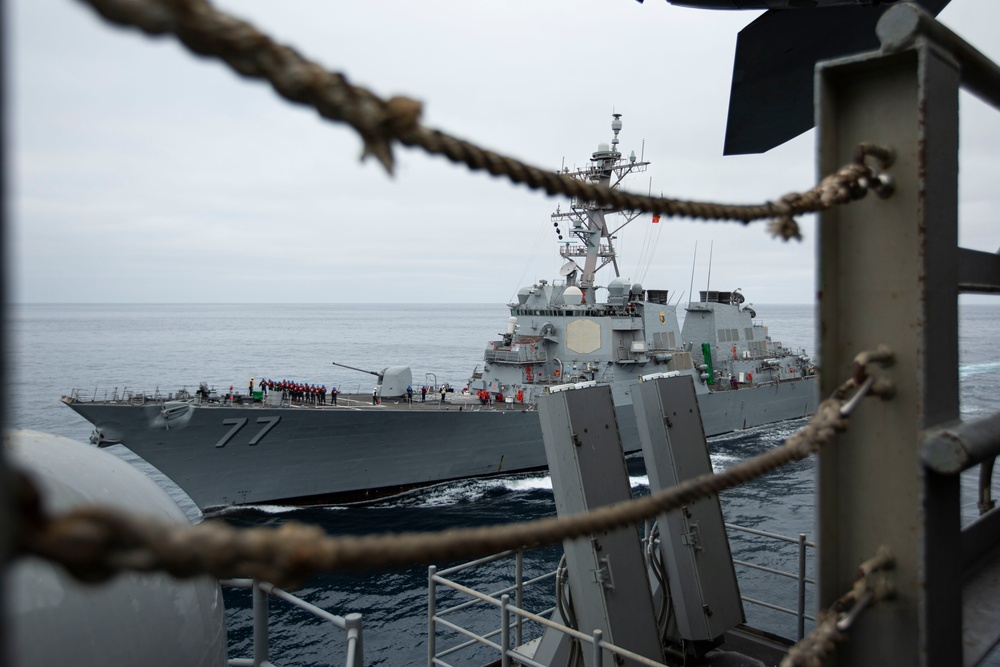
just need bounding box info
[63,390,535,414]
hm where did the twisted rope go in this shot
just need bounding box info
[16,352,893,588]
[781,546,896,667]
[79,0,893,238]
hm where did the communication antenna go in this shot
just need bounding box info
[687,242,698,307]
[705,241,715,298]
[706,241,715,296]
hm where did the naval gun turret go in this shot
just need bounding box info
[331,361,412,397]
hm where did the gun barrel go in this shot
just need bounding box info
[331,361,382,377]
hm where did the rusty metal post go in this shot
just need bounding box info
[816,27,961,667]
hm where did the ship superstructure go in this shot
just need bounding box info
[470,115,814,434]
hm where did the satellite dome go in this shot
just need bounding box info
[563,285,583,305]
[630,283,644,295]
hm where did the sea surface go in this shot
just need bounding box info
[8,302,1000,666]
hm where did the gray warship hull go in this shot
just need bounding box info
[61,379,815,511]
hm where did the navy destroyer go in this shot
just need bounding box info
[61,114,817,511]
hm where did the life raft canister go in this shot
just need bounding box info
[516,389,524,403]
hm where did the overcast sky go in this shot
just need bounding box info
[11,0,999,304]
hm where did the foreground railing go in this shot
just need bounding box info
[428,550,547,666]
[428,525,813,666]
[222,578,363,667]
[726,524,816,640]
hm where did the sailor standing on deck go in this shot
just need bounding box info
[406,385,413,404]
[440,385,446,403]
[249,377,254,395]
[373,387,378,405]
[421,385,427,402]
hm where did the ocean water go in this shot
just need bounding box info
[8,302,1000,665]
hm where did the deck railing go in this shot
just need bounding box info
[222,578,364,667]
[428,524,814,666]
[484,347,549,365]
[725,524,815,641]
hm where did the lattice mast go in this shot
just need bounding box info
[551,114,649,305]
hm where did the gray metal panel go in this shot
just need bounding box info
[538,386,665,666]
[961,541,1000,666]
[632,375,744,643]
[957,247,1000,293]
[817,40,961,665]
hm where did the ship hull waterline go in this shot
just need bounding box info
[63,378,816,511]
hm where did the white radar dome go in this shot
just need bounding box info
[563,286,583,305]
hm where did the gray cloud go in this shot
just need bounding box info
[12,0,994,304]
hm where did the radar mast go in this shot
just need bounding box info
[550,113,650,304]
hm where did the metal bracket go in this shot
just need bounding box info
[681,522,702,551]
[592,555,615,591]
